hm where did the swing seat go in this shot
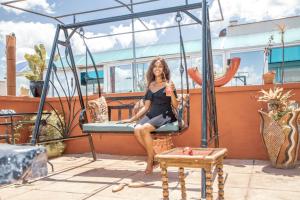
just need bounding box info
[81,94,189,135]
[82,121,180,133]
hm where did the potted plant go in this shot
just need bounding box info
[24,44,47,97]
[262,35,275,85]
[31,110,66,158]
[258,87,300,168]
[262,71,275,84]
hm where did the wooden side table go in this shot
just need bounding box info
[155,147,227,200]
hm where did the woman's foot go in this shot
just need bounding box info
[145,157,154,174]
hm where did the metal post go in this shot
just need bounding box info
[62,28,87,121]
[201,0,208,199]
[207,5,219,148]
[31,25,61,144]
[130,0,137,92]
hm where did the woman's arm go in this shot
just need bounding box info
[122,100,151,123]
[130,100,151,121]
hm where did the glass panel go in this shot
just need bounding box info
[114,64,133,93]
[136,62,149,92]
[189,54,224,88]
[283,67,300,82]
[166,58,192,90]
[269,61,300,83]
[230,51,264,86]
[190,54,223,73]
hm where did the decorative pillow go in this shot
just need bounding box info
[87,96,109,123]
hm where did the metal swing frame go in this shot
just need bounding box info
[2,1,220,197]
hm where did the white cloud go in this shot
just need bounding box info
[209,0,300,37]
[110,19,160,48]
[0,21,117,64]
[110,24,132,48]
[0,21,56,61]
[0,0,54,14]
[70,32,116,55]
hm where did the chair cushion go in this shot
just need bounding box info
[83,121,180,133]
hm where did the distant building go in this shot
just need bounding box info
[0,80,6,96]
[15,15,300,96]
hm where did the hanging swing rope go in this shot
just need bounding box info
[176,11,190,128]
[79,27,102,98]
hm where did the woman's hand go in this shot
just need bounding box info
[168,80,175,91]
[119,118,133,123]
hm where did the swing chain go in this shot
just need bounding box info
[175,12,182,23]
[79,27,85,38]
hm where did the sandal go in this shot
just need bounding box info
[112,183,127,192]
[128,181,154,188]
[144,156,155,174]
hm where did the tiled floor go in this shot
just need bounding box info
[0,154,300,200]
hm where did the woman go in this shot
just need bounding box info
[122,57,178,174]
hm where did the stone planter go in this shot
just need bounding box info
[258,110,300,168]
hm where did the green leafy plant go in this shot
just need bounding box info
[14,110,66,157]
[24,44,47,81]
[34,110,66,157]
[258,87,296,121]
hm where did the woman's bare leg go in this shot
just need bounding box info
[141,123,156,174]
[134,125,146,149]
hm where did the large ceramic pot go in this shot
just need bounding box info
[258,110,300,168]
[29,80,44,97]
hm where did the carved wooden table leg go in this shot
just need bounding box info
[161,162,169,200]
[217,162,225,199]
[179,167,186,199]
[205,168,213,200]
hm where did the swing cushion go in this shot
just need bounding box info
[82,121,180,133]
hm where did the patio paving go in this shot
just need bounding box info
[0,153,300,200]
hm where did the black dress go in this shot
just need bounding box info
[137,86,177,128]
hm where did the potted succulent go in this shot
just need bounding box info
[258,87,300,168]
[24,44,47,97]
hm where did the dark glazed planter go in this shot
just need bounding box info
[29,80,44,97]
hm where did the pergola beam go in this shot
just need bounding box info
[114,0,149,30]
[63,3,202,29]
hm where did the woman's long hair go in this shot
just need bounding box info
[146,57,170,88]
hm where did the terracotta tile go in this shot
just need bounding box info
[250,174,300,191]
[247,188,300,200]
[253,160,300,177]
[9,190,85,200]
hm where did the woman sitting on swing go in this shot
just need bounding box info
[122,57,178,174]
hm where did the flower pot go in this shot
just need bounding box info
[258,110,300,168]
[45,142,66,158]
[29,80,44,97]
[262,71,275,84]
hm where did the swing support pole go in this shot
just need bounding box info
[201,0,208,198]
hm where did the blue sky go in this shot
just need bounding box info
[0,0,300,80]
